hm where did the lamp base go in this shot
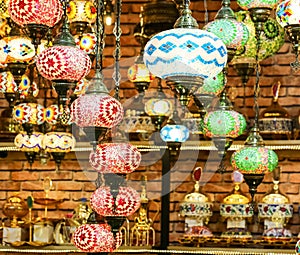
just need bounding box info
[243,173,264,202]
[167,141,182,157]
[26,24,48,48]
[149,115,168,131]
[233,61,255,85]
[249,7,271,32]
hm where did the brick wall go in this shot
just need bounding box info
[1,0,300,248]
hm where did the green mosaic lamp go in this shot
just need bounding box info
[203,0,249,63]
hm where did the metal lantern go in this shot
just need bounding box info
[90,186,141,217]
[89,143,141,174]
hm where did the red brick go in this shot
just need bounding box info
[11,171,39,181]
[56,181,83,191]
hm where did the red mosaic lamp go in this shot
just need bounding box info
[8,0,63,47]
[36,3,92,107]
[90,185,141,217]
[73,223,121,253]
[70,70,124,149]
[89,143,141,174]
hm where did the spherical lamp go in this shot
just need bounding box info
[73,223,118,253]
[70,70,124,148]
[89,143,141,174]
[203,110,247,138]
[8,0,63,46]
[90,186,141,217]
[231,127,278,200]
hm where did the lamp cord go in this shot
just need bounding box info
[113,0,122,100]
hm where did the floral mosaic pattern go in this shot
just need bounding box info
[258,203,293,218]
[72,223,120,252]
[179,202,213,217]
[220,204,254,217]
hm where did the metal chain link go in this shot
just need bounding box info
[112,0,122,100]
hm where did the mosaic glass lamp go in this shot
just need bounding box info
[67,0,97,34]
[89,143,141,174]
[231,127,278,200]
[73,223,120,253]
[90,186,141,217]
[8,0,63,46]
[143,0,227,96]
[160,105,190,155]
[70,70,124,149]
[203,0,249,62]
[43,131,76,170]
[36,5,92,106]
[276,0,300,69]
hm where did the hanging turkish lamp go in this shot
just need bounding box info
[36,5,92,108]
[237,0,279,36]
[0,24,35,106]
[203,0,249,63]
[276,0,300,70]
[143,0,227,107]
[70,70,123,149]
[90,185,141,217]
[8,0,63,47]
[14,131,44,165]
[144,78,173,131]
[43,130,76,171]
[160,98,189,156]
[67,0,97,35]
[73,223,121,253]
[12,102,45,135]
[89,142,141,174]
[231,3,279,201]
[203,89,247,172]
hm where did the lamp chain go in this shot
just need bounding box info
[95,0,105,71]
[113,0,122,100]
[254,30,262,127]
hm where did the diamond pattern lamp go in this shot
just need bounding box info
[89,143,141,174]
[143,0,227,103]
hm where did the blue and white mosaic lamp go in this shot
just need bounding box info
[143,0,228,94]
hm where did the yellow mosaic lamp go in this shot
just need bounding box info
[179,167,213,238]
[257,167,293,240]
[220,171,253,240]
